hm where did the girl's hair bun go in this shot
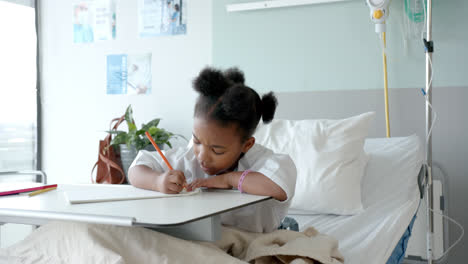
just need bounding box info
[261,92,278,123]
[193,67,230,98]
[224,67,245,85]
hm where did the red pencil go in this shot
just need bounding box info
[0,184,58,196]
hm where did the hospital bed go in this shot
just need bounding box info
[1,112,425,264]
[286,136,423,264]
[253,110,425,264]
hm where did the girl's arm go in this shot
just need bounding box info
[128,165,186,194]
[227,171,287,201]
[128,165,160,190]
[186,171,287,201]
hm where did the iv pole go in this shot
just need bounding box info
[424,0,434,263]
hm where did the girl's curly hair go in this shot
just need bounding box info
[193,67,278,141]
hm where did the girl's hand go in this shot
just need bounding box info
[156,170,186,194]
[186,174,231,192]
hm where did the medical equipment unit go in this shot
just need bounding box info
[365,0,446,263]
[369,0,463,263]
[366,0,391,137]
[422,1,436,263]
[366,0,390,33]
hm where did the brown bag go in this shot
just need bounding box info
[91,115,126,184]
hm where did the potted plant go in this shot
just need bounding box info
[107,105,184,178]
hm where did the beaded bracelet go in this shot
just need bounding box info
[237,169,251,193]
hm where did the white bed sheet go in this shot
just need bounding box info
[287,135,423,264]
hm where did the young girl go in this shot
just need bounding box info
[128,67,297,233]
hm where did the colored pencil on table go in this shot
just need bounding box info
[28,186,57,197]
[0,184,58,196]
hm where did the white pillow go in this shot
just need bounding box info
[254,112,375,215]
[362,135,423,205]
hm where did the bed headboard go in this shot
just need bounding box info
[275,88,426,138]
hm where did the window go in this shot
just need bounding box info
[0,1,38,248]
[0,0,38,171]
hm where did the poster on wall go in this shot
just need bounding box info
[107,53,152,95]
[138,0,187,38]
[73,0,116,43]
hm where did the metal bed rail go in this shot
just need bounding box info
[0,170,47,184]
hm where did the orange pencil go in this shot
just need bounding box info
[145,132,187,189]
[145,131,173,170]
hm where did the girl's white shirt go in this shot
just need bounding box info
[129,143,297,233]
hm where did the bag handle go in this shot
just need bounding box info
[91,152,126,184]
[102,114,124,156]
[91,114,126,184]
[103,152,126,184]
[91,161,99,183]
[110,115,125,131]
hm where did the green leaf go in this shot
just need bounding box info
[128,131,138,142]
[106,130,127,135]
[141,136,150,145]
[158,133,170,142]
[135,129,146,136]
[128,122,137,132]
[125,105,136,132]
[141,119,161,131]
[148,126,158,135]
[108,105,182,150]
[110,132,128,146]
[175,133,188,141]
[134,137,147,151]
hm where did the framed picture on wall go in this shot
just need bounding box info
[138,0,187,38]
[73,0,117,43]
[107,53,152,95]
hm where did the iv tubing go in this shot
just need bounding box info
[382,32,391,137]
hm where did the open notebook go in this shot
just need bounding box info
[64,184,201,204]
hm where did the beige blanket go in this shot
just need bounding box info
[0,222,344,264]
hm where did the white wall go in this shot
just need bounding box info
[40,0,212,184]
